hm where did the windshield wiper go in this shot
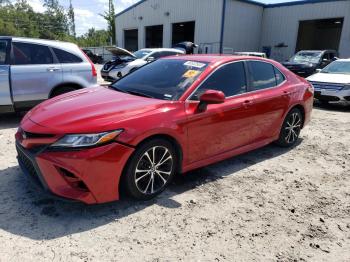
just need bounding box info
[126,90,154,98]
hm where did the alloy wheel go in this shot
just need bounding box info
[134,146,174,195]
[284,112,302,144]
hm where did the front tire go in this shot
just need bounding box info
[276,108,303,147]
[123,139,177,200]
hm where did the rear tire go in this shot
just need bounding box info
[122,139,177,200]
[50,86,78,98]
[276,108,303,147]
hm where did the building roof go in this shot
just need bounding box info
[116,0,347,17]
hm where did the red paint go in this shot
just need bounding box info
[16,55,313,204]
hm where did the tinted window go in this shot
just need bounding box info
[274,67,285,85]
[0,40,8,64]
[151,52,163,59]
[248,61,276,91]
[191,62,246,100]
[112,59,209,100]
[53,48,83,63]
[13,42,53,65]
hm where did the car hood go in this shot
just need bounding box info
[26,87,166,134]
[307,73,350,84]
[106,46,136,58]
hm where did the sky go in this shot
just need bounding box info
[20,0,301,36]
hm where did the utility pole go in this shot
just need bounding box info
[219,0,227,54]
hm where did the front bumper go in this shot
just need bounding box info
[313,88,350,102]
[16,141,134,204]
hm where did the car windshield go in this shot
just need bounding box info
[289,52,322,64]
[133,50,152,59]
[321,61,350,74]
[111,59,209,100]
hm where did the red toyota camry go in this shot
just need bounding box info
[16,55,313,204]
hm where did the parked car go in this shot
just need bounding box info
[101,47,185,82]
[82,49,103,64]
[0,37,98,113]
[172,41,198,54]
[307,59,350,104]
[234,52,267,58]
[282,50,338,77]
[16,55,313,204]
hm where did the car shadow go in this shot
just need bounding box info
[313,101,350,112]
[0,113,24,130]
[0,139,302,240]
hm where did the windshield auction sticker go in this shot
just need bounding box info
[183,70,200,78]
[184,61,206,69]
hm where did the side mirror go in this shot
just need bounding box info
[146,56,155,62]
[197,90,225,112]
[316,68,322,73]
[200,90,225,104]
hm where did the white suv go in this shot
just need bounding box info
[101,48,184,82]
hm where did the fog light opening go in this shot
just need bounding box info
[59,168,89,192]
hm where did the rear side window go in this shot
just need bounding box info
[53,48,83,63]
[13,42,53,65]
[248,61,277,91]
[274,67,285,85]
[191,62,247,100]
[0,40,8,64]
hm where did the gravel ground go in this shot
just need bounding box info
[0,103,349,262]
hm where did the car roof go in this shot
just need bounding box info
[165,54,270,64]
[0,36,78,49]
[140,48,184,53]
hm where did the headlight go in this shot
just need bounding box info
[51,130,123,148]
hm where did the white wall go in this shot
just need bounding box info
[261,1,350,61]
[115,0,223,52]
[223,0,264,53]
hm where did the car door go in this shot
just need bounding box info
[185,61,257,163]
[10,41,62,104]
[0,39,12,109]
[246,61,291,141]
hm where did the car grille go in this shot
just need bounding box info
[16,145,43,188]
[23,131,54,139]
[310,82,344,91]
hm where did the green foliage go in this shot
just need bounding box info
[100,0,115,44]
[0,0,111,47]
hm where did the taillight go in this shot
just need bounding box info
[80,48,97,77]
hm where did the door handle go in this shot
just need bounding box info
[47,67,60,72]
[282,91,291,97]
[243,100,253,108]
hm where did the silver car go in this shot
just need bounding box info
[0,37,98,113]
[307,59,350,104]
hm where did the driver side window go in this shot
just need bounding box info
[190,62,247,100]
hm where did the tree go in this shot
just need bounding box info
[100,0,115,44]
[67,0,75,37]
[43,0,69,39]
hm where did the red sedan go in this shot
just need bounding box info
[16,55,313,204]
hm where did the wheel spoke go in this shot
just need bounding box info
[157,156,172,167]
[144,151,153,166]
[152,147,156,165]
[155,171,167,185]
[143,175,152,194]
[136,172,150,183]
[157,148,169,167]
[286,130,292,143]
[157,170,171,176]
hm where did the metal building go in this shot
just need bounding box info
[115,0,350,61]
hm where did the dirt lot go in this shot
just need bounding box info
[0,103,349,262]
